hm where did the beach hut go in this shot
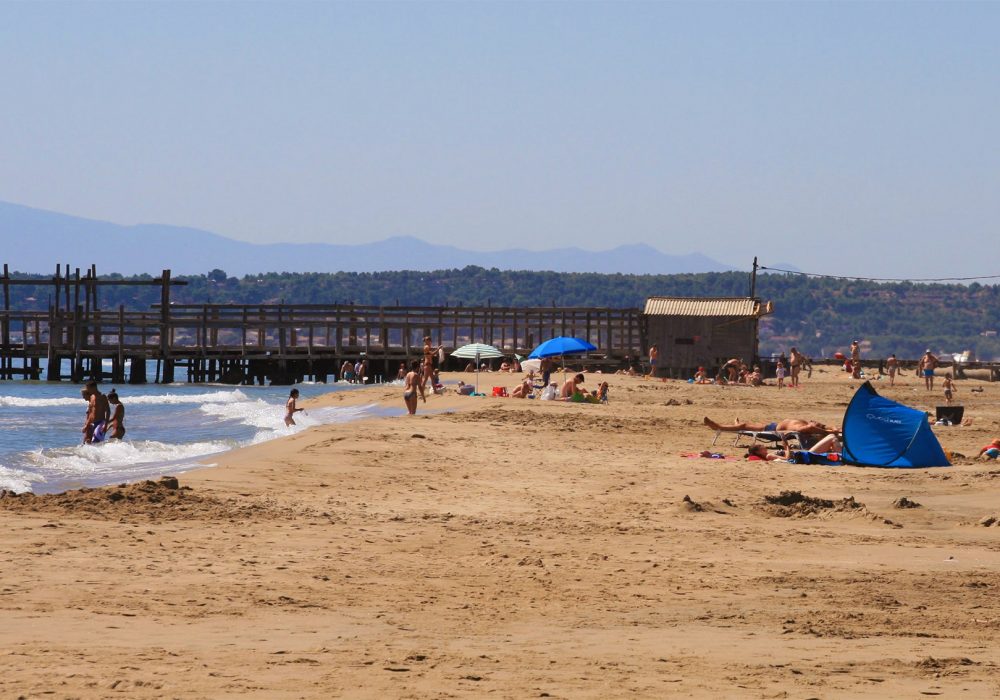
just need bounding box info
[642,296,773,379]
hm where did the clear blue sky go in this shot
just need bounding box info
[1,1,997,278]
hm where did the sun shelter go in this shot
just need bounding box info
[841,382,950,468]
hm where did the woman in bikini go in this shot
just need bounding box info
[421,336,438,390]
[403,360,426,415]
[106,389,126,440]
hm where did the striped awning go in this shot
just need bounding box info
[643,297,772,317]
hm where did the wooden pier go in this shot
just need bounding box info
[0,265,645,385]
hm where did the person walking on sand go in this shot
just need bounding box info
[284,388,304,426]
[850,340,861,379]
[421,336,441,390]
[105,389,126,440]
[886,354,900,386]
[788,347,804,388]
[403,360,426,415]
[918,349,939,391]
[942,373,957,405]
[775,360,786,389]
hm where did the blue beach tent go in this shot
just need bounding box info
[841,382,950,468]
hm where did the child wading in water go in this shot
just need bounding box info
[942,373,957,405]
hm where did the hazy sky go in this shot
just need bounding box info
[1,1,998,278]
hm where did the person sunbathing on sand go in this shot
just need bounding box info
[746,433,841,461]
[561,373,585,400]
[978,439,1000,461]
[510,376,533,398]
[704,416,840,436]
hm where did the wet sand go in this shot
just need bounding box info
[4,368,1000,697]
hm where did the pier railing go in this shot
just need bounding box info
[0,265,645,383]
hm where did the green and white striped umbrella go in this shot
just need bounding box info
[450,343,504,393]
[450,343,504,360]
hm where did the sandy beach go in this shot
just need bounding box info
[4,368,1000,697]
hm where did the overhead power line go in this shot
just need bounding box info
[758,266,1000,284]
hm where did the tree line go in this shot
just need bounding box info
[6,267,999,361]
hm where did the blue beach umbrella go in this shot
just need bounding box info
[528,336,597,388]
[528,336,597,359]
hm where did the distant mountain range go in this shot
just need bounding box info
[0,199,762,276]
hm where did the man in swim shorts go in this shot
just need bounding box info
[81,380,110,444]
[918,349,939,391]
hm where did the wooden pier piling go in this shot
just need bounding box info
[0,264,645,385]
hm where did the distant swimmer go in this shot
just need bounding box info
[105,389,126,440]
[284,388,304,427]
[81,380,110,444]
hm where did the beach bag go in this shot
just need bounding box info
[788,451,841,466]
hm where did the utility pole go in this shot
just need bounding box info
[750,257,759,298]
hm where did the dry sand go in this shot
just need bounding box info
[4,367,1000,697]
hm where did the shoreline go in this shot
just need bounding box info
[4,368,1000,696]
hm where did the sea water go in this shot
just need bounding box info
[0,380,402,494]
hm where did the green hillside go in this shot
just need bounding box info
[7,268,999,361]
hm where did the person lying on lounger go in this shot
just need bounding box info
[704,416,840,437]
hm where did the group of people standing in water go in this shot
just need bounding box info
[81,381,125,444]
